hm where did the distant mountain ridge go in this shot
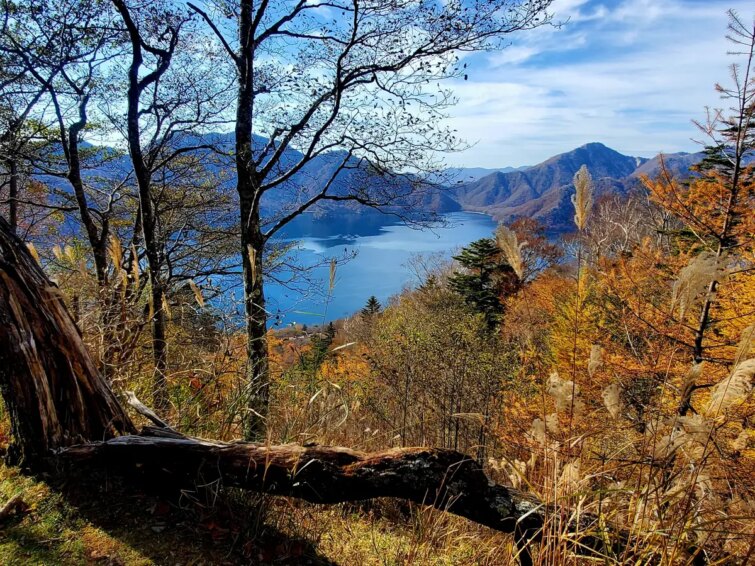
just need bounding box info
[247,137,705,231]
[439,165,530,184]
[450,142,704,231]
[47,132,705,235]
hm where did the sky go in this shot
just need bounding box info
[444,0,754,168]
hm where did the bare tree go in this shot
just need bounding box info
[0,1,125,275]
[188,0,554,438]
[0,1,64,234]
[111,0,233,406]
[0,1,140,381]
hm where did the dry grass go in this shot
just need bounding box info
[0,463,523,565]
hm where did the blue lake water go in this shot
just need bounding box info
[256,211,498,327]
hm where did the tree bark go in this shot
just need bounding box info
[7,158,18,235]
[237,0,269,440]
[240,196,269,440]
[58,430,550,536]
[0,215,135,465]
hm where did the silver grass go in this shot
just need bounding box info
[588,344,603,378]
[672,252,727,318]
[706,358,755,415]
[572,164,594,231]
[602,383,622,419]
[496,224,525,279]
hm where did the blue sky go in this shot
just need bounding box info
[444,0,754,167]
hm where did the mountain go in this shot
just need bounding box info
[440,166,528,184]
[45,131,706,236]
[629,151,703,180]
[451,143,702,232]
[183,137,710,231]
[256,146,461,222]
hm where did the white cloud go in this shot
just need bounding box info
[443,0,754,167]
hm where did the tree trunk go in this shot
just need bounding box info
[239,195,269,440]
[7,159,18,235]
[237,1,269,440]
[0,216,135,465]
[114,0,170,408]
[63,110,118,380]
[150,280,169,408]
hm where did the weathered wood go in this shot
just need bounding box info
[56,429,618,559]
[124,391,174,431]
[0,493,28,523]
[58,431,548,535]
[0,216,135,464]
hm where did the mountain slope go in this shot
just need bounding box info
[46,132,704,235]
[452,143,703,231]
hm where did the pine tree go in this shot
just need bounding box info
[361,296,382,319]
[448,238,517,328]
[300,323,336,372]
[326,321,336,341]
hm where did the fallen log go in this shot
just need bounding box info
[59,430,544,534]
[56,428,620,563]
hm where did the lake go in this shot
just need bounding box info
[258,211,499,327]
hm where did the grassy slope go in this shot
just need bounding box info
[0,464,514,565]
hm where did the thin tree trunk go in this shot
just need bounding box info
[0,216,135,465]
[236,0,269,440]
[239,196,269,439]
[65,104,109,288]
[150,280,168,406]
[8,159,18,234]
[62,109,119,380]
[113,0,170,408]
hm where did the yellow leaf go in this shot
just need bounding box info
[108,234,122,269]
[26,242,40,265]
[130,244,140,287]
[188,279,205,308]
[64,245,76,263]
[161,293,172,320]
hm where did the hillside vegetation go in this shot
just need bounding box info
[4,138,752,564]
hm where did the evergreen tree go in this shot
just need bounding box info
[418,274,439,293]
[326,321,336,341]
[448,238,517,328]
[361,296,382,319]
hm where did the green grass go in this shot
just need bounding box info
[0,464,513,565]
